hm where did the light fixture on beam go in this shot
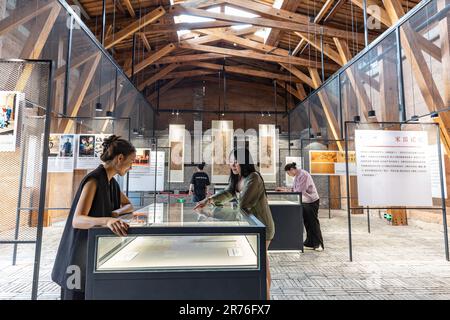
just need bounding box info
[410,115,419,121]
[430,112,439,119]
[95,102,103,112]
[353,115,361,123]
[368,110,376,119]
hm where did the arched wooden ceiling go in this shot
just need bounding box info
[69,0,421,107]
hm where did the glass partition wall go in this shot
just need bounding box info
[290,0,447,141]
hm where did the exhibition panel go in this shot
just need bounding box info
[86,202,266,300]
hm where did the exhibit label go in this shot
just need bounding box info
[355,130,432,206]
[129,149,165,191]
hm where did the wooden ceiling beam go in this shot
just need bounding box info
[279,64,315,88]
[138,32,152,52]
[122,0,136,18]
[314,0,335,24]
[188,61,303,82]
[156,52,231,64]
[294,32,343,66]
[324,0,346,22]
[352,0,392,27]
[265,0,301,47]
[161,69,217,80]
[170,5,367,42]
[178,43,335,70]
[138,64,180,91]
[104,6,165,49]
[127,43,176,76]
[0,1,55,37]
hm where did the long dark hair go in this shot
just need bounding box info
[228,148,266,194]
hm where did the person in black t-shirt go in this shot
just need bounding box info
[189,162,210,202]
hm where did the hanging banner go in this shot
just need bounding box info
[427,144,447,199]
[76,134,111,169]
[211,120,234,184]
[355,130,432,206]
[259,124,277,183]
[129,149,165,191]
[48,133,75,172]
[309,150,357,176]
[169,124,185,182]
[285,156,302,187]
[0,91,23,152]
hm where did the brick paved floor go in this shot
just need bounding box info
[1,209,450,300]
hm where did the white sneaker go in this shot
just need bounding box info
[314,245,324,252]
[304,245,315,250]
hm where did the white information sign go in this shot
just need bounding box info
[129,149,165,191]
[355,130,432,206]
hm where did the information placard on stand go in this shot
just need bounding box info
[355,129,432,207]
[129,150,165,191]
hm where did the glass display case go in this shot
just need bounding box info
[86,202,266,300]
[266,192,304,251]
[266,191,302,206]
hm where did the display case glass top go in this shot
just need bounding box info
[120,202,257,227]
[266,191,302,205]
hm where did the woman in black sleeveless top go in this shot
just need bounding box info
[51,135,136,300]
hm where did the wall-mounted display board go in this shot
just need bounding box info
[48,134,75,172]
[76,134,111,169]
[0,91,23,152]
[355,130,432,207]
[285,156,302,187]
[259,124,277,183]
[211,120,233,184]
[309,150,357,176]
[129,149,165,191]
[169,124,185,182]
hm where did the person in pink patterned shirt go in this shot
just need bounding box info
[277,162,324,251]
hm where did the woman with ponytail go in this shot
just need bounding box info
[194,148,275,300]
[52,135,136,300]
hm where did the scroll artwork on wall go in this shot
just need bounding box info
[309,150,357,176]
[169,124,185,182]
[259,124,277,183]
[211,120,233,183]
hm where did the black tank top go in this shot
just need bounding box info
[51,165,121,291]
